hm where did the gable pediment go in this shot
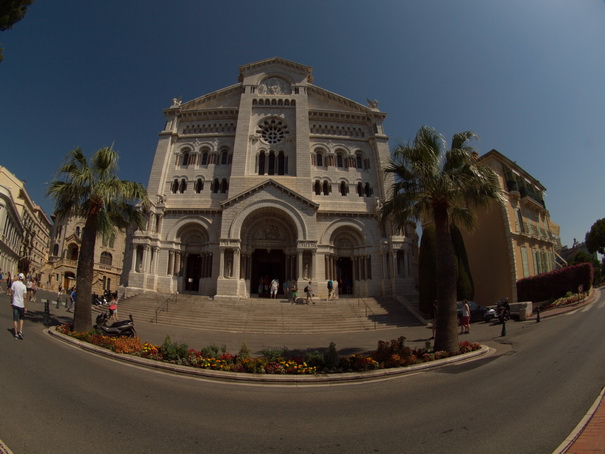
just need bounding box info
[221,179,318,210]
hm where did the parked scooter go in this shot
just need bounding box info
[94,312,137,337]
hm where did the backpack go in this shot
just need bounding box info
[304,286,309,293]
[327,280,333,289]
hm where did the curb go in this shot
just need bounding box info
[47,328,490,385]
[553,386,605,453]
[0,440,14,454]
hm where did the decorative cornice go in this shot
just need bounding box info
[221,179,319,210]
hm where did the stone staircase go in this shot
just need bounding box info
[110,293,423,334]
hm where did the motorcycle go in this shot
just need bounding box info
[483,298,511,324]
[94,312,137,337]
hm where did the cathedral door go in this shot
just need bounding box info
[336,257,353,295]
[251,249,286,296]
[185,254,201,292]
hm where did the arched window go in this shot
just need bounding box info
[314,180,321,195]
[364,183,372,197]
[171,179,179,194]
[109,233,115,248]
[182,152,190,166]
[75,226,81,237]
[357,182,363,197]
[213,178,220,193]
[268,151,276,175]
[179,179,187,194]
[316,151,323,167]
[322,180,330,195]
[337,153,344,168]
[340,181,348,196]
[195,178,204,193]
[201,152,209,165]
[100,252,112,266]
[220,179,229,193]
[53,244,59,256]
[220,150,229,165]
[356,154,363,169]
[277,151,285,175]
[258,152,266,175]
[68,244,79,261]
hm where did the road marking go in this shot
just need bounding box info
[599,300,605,310]
[581,305,592,313]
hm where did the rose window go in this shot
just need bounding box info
[258,118,289,144]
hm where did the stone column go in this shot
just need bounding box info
[234,248,241,279]
[219,248,225,278]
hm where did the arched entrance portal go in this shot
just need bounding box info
[240,206,299,297]
[252,249,286,296]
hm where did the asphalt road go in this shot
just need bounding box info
[1,290,604,453]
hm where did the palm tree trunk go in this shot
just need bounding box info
[433,205,459,352]
[73,212,99,332]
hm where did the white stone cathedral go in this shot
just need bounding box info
[125,57,418,300]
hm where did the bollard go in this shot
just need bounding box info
[43,299,50,326]
[536,307,541,323]
[56,298,61,309]
[501,319,506,337]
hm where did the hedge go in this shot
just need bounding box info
[516,262,594,302]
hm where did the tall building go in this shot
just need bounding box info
[460,149,562,305]
[124,57,418,300]
[0,166,51,281]
[47,215,128,294]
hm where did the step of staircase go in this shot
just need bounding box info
[110,293,422,334]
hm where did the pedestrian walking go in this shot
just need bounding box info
[9,273,27,339]
[67,287,76,312]
[460,299,471,334]
[305,281,314,305]
[291,281,298,304]
[327,279,334,300]
[282,280,290,301]
[108,293,119,322]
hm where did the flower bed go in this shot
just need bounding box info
[55,325,481,375]
[539,291,589,311]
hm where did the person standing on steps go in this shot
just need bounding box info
[327,279,334,300]
[290,281,298,304]
[9,273,27,339]
[270,278,279,299]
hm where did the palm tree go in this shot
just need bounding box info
[380,126,502,352]
[48,147,150,332]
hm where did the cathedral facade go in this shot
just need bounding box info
[125,58,418,300]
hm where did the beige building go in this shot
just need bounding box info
[460,149,562,305]
[0,166,51,282]
[47,215,128,294]
[124,57,418,300]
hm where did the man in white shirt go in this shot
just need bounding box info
[10,273,27,340]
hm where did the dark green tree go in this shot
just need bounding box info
[0,0,35,62]
[47,147,149,332]
[418,224,474,316]
[586,219,605,255]
[451,224,474,301]
[380,126,501,352]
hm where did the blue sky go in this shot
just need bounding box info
[1,0,604,248]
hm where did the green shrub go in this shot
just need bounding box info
[323,342,339,370]
[160,335,189,362]
[200,344,220,357]
[260,346,289,362]
[304,350,325,369]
